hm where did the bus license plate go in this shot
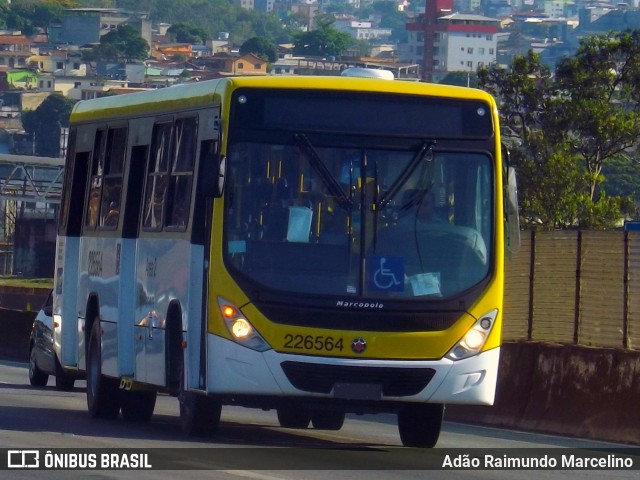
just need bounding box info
[334,383,382,400]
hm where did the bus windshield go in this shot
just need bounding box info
[223,138,493,299]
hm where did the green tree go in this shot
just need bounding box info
[292,20,353,58]
[602,153,640,205]
[28,0,67,36]
[478,50,553,155]
[362,1,408,43]
[21,94,75,158]
[5,0,73,36]
[116,0,292,46]
[240,36,278,63]
[554,31,640,201]
[478,38,640,229]
[95,25,149,63]
[167,22,208,44]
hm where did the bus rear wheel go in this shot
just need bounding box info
[121,391,157,422]
[86,320,120,419]
[397,403,444,448]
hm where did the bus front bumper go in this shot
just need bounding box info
[207,334,499,406]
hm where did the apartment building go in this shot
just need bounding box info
[405,0,499,82]
[0,34,32,69]
[51,8,152,47]
[232,0,276,12]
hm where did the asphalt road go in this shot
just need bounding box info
[0,360,638,480]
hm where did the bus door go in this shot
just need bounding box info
[134,114,203,386]
[55,127,91,370]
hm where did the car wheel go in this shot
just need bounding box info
[29,346,49,387]
[86,320,120,419]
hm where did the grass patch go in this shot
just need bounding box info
[0,277,53,289]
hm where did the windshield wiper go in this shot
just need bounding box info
[294,133,352,209]
[376,140,436,209]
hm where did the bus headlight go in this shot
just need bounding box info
[446,309,498,361]
[217,297,271,352]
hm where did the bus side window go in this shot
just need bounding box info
[166,117,197,229]
[143,122,173,230]
[99,127,127,229]
[85,129,106,229]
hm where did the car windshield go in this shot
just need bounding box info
[223,140,492,299]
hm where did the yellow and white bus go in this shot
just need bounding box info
[53,75,519,448]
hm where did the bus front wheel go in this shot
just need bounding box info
[55,358,75,391]
[178,354,221,436]
[87,320,120,419]
[277,406,311,428]
[397,403,444,448]
[311,410,345,430]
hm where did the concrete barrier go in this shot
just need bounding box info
[1,309,638,445]
[0,286,49,311]
[446,342,640,445]
[0,307,36,362]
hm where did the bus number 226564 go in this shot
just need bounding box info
[284,334,344,352]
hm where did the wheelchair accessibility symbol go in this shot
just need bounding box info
[369,256,404,292]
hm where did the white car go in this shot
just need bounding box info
[28,290,76,390]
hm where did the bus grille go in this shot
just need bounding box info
[280,361,436,397]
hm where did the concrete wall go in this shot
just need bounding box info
[0,307,34,362]
[447,342,640,445]
[0,286,49,311]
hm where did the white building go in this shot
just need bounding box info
[334,18,392,41]
[405,12,499,82]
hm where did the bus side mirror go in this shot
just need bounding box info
[215,155,226,198]
[505,166,521,254]
[198,139,225,198]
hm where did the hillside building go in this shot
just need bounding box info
[405,0,499,82]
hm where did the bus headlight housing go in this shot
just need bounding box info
[446,309,498,361]
[217,297,271,352]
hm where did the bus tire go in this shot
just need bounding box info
[311,410,345,430]
[277,406,311,429]
[87,320,120,419]
[178,353,221,436]
[397,403,444,448]
[121,391,157,422]
[29,345,49,387]
[54,358,75,391]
